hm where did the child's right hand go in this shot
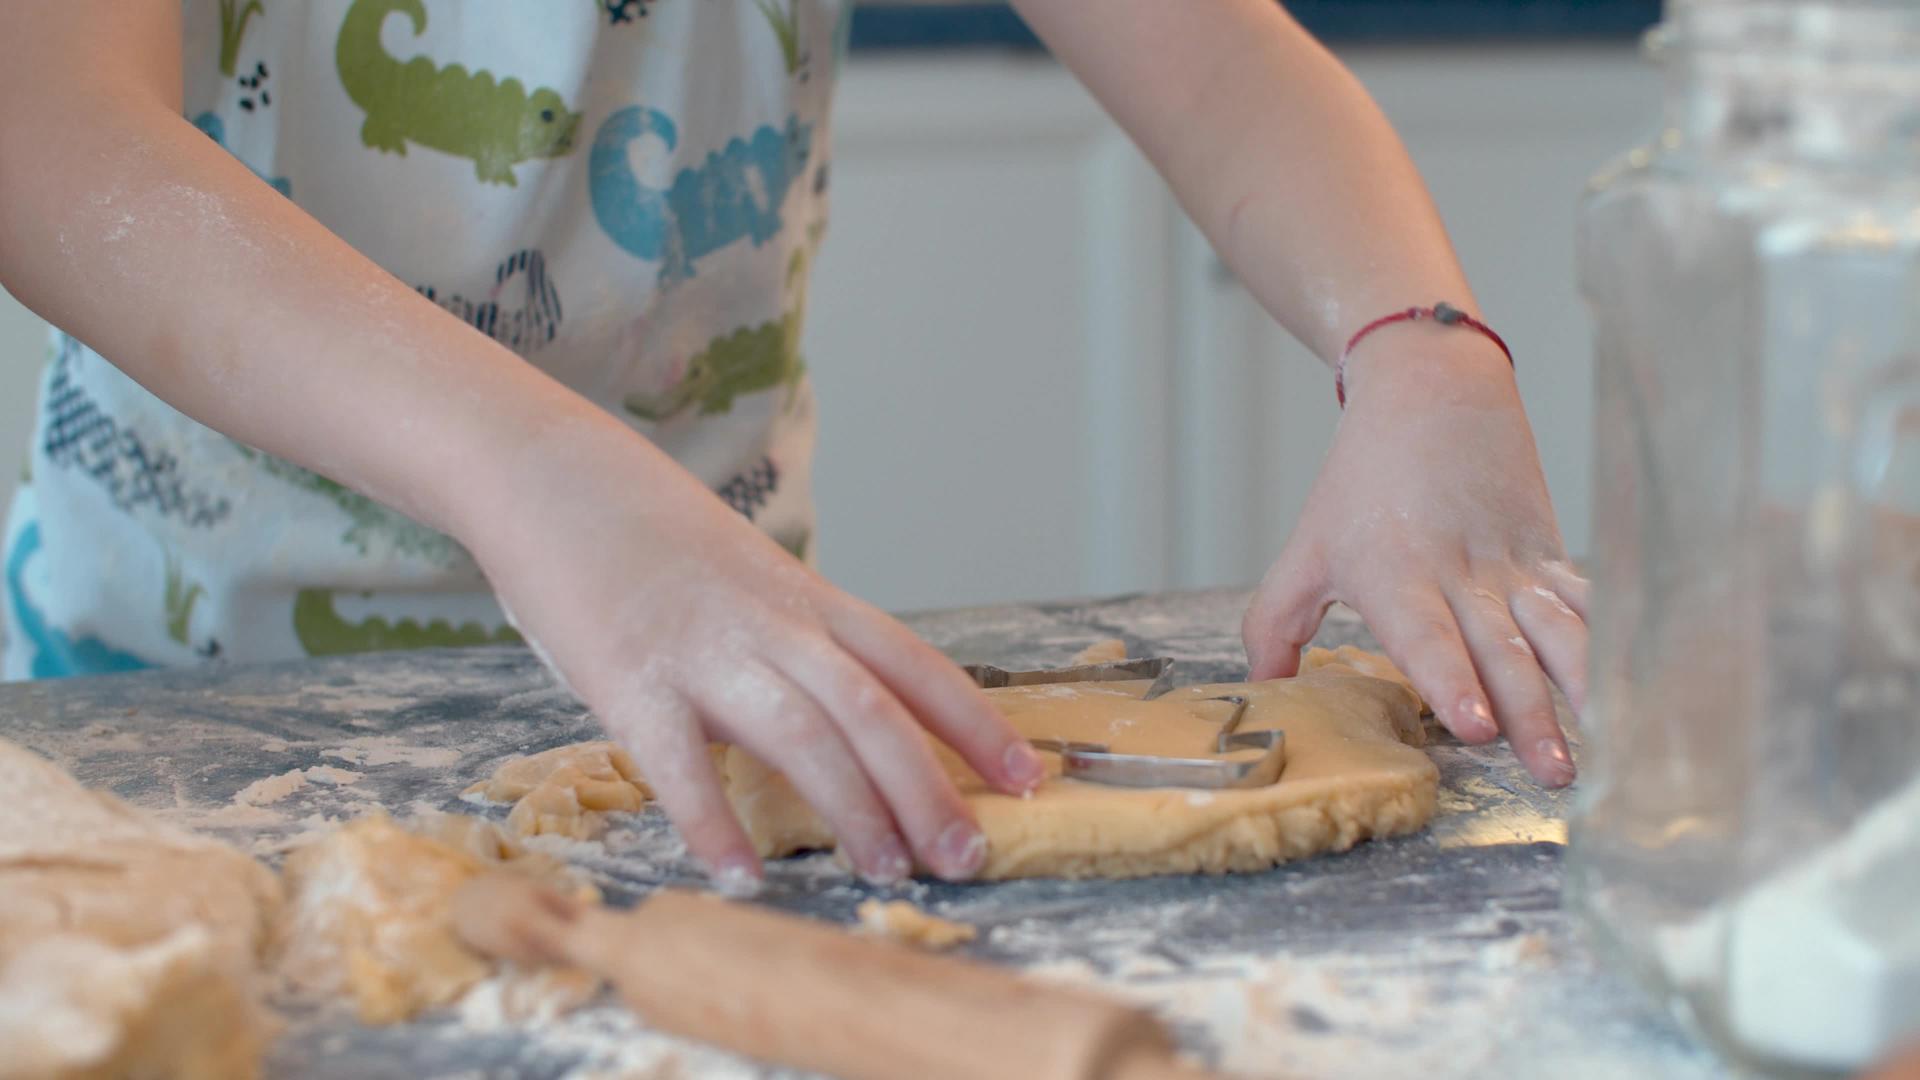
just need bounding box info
[0,2,1041,892]
[459,419,1046,890]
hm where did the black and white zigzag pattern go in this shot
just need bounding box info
[716,457,779,521]
[418,248,563,355]
[39,338,232,528]
[601,0,650,24]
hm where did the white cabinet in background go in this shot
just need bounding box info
[802,55,1180,613]
[807,46,1661,612]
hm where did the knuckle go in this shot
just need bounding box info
[1406,615,1460,644]
[916,679,1002,741]
[894,631,947,670]
[751,703,815,745]
[1372,592,1449,636]
[1456,583,1509,616]
[1499,692,1559,732]
[779,620,848,667]
[1518,583,1581,622]
[1393,619,1462,662]
[606,712,697,767]
[826,664,898,727]
[1254,555,1321,611]
[1389,638,1475,685]
[851,679,891,719]
[791,641,910,721]
[1430,672,1481,703]
[778,738,855,794]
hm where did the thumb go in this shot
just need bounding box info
[1242,544,1330,680]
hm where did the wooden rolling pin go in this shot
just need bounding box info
[451,874,1216,1080]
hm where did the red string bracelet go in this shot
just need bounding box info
[1335,301,1513,407]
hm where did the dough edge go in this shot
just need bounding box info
[722,654,1439,881]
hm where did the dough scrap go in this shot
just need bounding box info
[0,736,282,1079]
[1068,638,1130,666]
[1299,644,1428,710]
[855,900,977,950]
[722,649,1437,880]
[0,929,267,1080]
[274,811,600,1024]
[466,741,651,840]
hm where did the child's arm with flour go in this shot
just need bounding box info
[0,4,1042,885]
[1013,0,1588,786]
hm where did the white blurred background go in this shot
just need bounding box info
[0,33,1659,617]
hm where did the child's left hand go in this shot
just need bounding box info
[1241,329,1589,788]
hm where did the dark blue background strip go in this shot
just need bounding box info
[849,2,1662,52]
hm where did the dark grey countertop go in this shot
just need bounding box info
[0,588,1726,1078]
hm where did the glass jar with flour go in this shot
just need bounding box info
[1569,0,1920,1073]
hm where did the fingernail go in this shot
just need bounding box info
[934,820,988,880]
[708,857,764,899]
[1535,738,1576,786]
[1457,697,1498,741]
[1002,740,1045,792]
[861,836,913,886]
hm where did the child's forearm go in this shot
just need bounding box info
[0,4,635,545]
[0,5,1093,879]
[1011,0,1487,369]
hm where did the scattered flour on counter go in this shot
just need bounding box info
[969,889,1232,973]
[599,823,693,867]
[523,833,630,863]
[321,735,464,769]
[248,814,352,859]
[937,863,1711,1080]
[234,766,365,807]
[234,771,309,806]
[451,993,762,1080]
[1017,925,1645,1080]
[161,766,391,842]
[763,852,861,891]
[58,722,172,754]
[177,802,291,829]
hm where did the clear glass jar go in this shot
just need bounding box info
[1570,1,1920,1074]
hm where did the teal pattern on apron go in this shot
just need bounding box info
[3,0,846,678]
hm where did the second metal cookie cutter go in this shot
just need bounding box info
[964,657,1287,790]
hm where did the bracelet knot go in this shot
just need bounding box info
[1335,301,1512,408]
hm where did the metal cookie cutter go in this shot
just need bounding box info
[965,658,1287,790]
[964,657,1177,700]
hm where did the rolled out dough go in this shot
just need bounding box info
[275,812,600,1024]
[721,651,1437,879]
[471,649,1437,881]
[0,736,282,1079]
